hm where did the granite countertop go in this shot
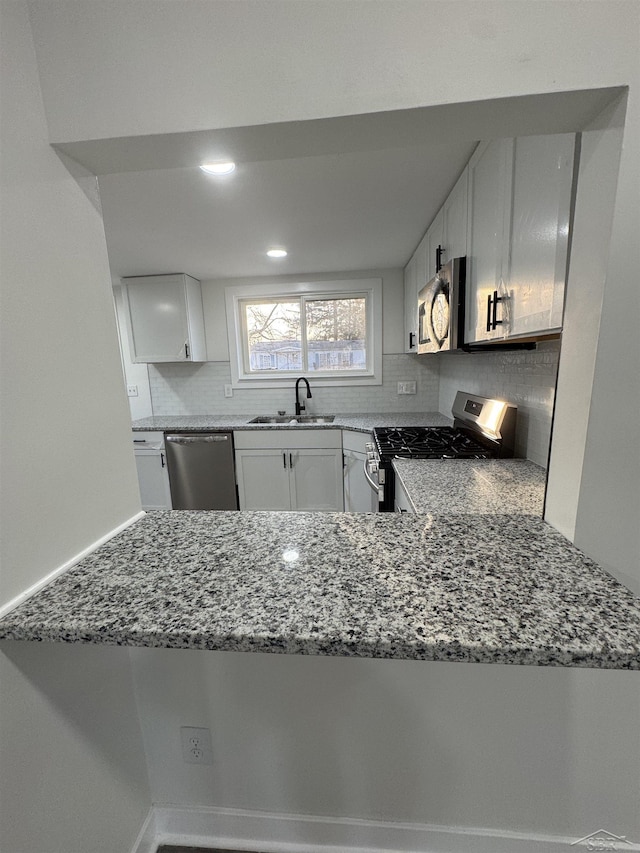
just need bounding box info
[393,459,546,516]
[131,412,453,434]
[1,511,638,669]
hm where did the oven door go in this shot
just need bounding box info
[363,455,385,511]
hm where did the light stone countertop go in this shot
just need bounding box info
[393,459,546,516]
[131,412,453,434]
[0,511,638,669]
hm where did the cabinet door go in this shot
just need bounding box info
[343,449,377,512]
[504,134,574,337]
[403,254,418,353]
[426,208,444,279]
[442,167,468,262]
[124,274,206,362]
[134,449,172,510]
[290,449,344,511]
[465,139,512,343]
[235,449,292,510]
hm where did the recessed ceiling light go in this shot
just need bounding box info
[199,161,236,176]
[267,248,287,258]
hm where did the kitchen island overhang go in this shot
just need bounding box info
[1,511,638,670]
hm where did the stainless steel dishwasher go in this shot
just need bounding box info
[164,433,238,510]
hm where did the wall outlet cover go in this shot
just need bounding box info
[224,384,233,398]
[397,381,417,395]
[180,726,213,765]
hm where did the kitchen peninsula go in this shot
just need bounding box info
[1,509,638,669]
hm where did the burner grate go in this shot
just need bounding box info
[374,426,492,459]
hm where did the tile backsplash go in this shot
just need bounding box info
[148,344,560,468]
[438,340,560,467]
[149,354,440,416]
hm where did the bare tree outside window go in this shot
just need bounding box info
[242,296,367,373]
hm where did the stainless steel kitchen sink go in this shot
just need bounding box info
[248,415,335,425]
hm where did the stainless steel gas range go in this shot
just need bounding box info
[364,391,517,512]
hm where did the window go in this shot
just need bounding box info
[226,279,382,387]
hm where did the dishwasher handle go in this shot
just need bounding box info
[165,434,229,444]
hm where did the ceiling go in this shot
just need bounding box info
[57,87,623,282]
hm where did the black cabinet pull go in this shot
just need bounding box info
[436,244,443,274]
[408,332,416,349]
[487,291,505,332]
[160,451,166,468]
[185,342,190,359]
[492,290,503,330]
[289,452,293,468]
[283,452,287,469]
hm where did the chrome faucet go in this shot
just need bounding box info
[295,377,312,415]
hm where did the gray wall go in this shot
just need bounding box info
[0,4,150,851]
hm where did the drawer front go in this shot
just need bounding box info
[342,429,373,454]
[132,431,165,446]
[234,429,342,450]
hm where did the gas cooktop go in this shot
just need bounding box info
[373,426,492,460]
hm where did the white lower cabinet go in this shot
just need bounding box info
[394,476,415,513]
[343,430,377,512]
[133,432,172,510]
[234,430,343,511]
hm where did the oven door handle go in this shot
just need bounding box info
[363,459,380,493]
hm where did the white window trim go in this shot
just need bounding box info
[225,278,382,388]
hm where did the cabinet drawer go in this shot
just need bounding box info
[342,429,373,453]
[234,429,342,450]
[132,431,165,446]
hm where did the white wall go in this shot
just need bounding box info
[0,4,150,850]
[132,649,640,843]
[1,643,150,853]
[113,282,153,420]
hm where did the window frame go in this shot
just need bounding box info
[225,278,383,388]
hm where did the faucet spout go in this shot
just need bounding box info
[295,377,312,416]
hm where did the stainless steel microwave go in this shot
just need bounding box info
[417,256,466,354]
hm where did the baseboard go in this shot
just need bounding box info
[131,804,640,853]
[129,806,157,853]
[0,510,145,619]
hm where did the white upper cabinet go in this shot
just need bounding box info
[465,139,512,344]
[425,208,444,281]
[442,167,468,263]
[403,253,418,353]
[465,134,575,344]
[123,273,207,362]
[504,134,575,338]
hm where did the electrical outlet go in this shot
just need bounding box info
[180,726,213,765]
[397,381,417,395]
[224,384,233,398]
[127,384,139,397]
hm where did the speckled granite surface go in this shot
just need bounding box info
[393,459,546,516]
[131,412,452,433]
[1,511,638,669]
